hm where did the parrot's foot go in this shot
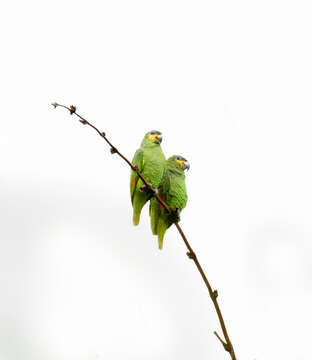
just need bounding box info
[168,206,180,223]
[139,183,155,196]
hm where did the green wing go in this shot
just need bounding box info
[161,173,171,203]
[130,149,144,204]
[167,178,187,212]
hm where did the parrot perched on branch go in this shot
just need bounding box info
[130,130,166,225]
[150,155,189,249]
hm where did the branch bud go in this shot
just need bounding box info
[187,251,196,260]
[213,290,218,299]
[224,343,231,353]
[69,105,76,115]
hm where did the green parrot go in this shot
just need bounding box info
[130,130,166,225]
[150,155,190,249]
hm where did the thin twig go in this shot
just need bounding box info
[51,102,237,360]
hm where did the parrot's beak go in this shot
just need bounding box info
[149,132,162,144]
[183,161,190,171]
[156,134,163,144]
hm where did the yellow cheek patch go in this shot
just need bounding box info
[176,160,185,167]
[149,134,158,142]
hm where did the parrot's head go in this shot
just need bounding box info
[170,155,190,171]
[145,130,163,144]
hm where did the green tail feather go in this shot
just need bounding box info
[133,211,141,226]
[157,217,168,250]
[150,199,158,235]
[132,193,148,226]
[158,234,164,249]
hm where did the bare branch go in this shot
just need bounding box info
[52,102,237,360]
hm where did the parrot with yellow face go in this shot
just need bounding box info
[130,131,166,225]
[150,155,189,249]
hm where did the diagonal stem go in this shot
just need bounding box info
[51,102,237,360]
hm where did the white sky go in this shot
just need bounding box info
[1,1,312,359]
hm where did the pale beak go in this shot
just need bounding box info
[183,161,190,171]
[156,134,163,143]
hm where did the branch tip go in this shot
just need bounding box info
[214,331,226,346]
[51,102,59,108]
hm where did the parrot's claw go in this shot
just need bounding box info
[139,183,155,196]
[169,206,180,223]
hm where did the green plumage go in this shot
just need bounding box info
[130,131,166,225]
[150,155,189,249]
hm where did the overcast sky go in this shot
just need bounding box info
[1,1,312,359]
